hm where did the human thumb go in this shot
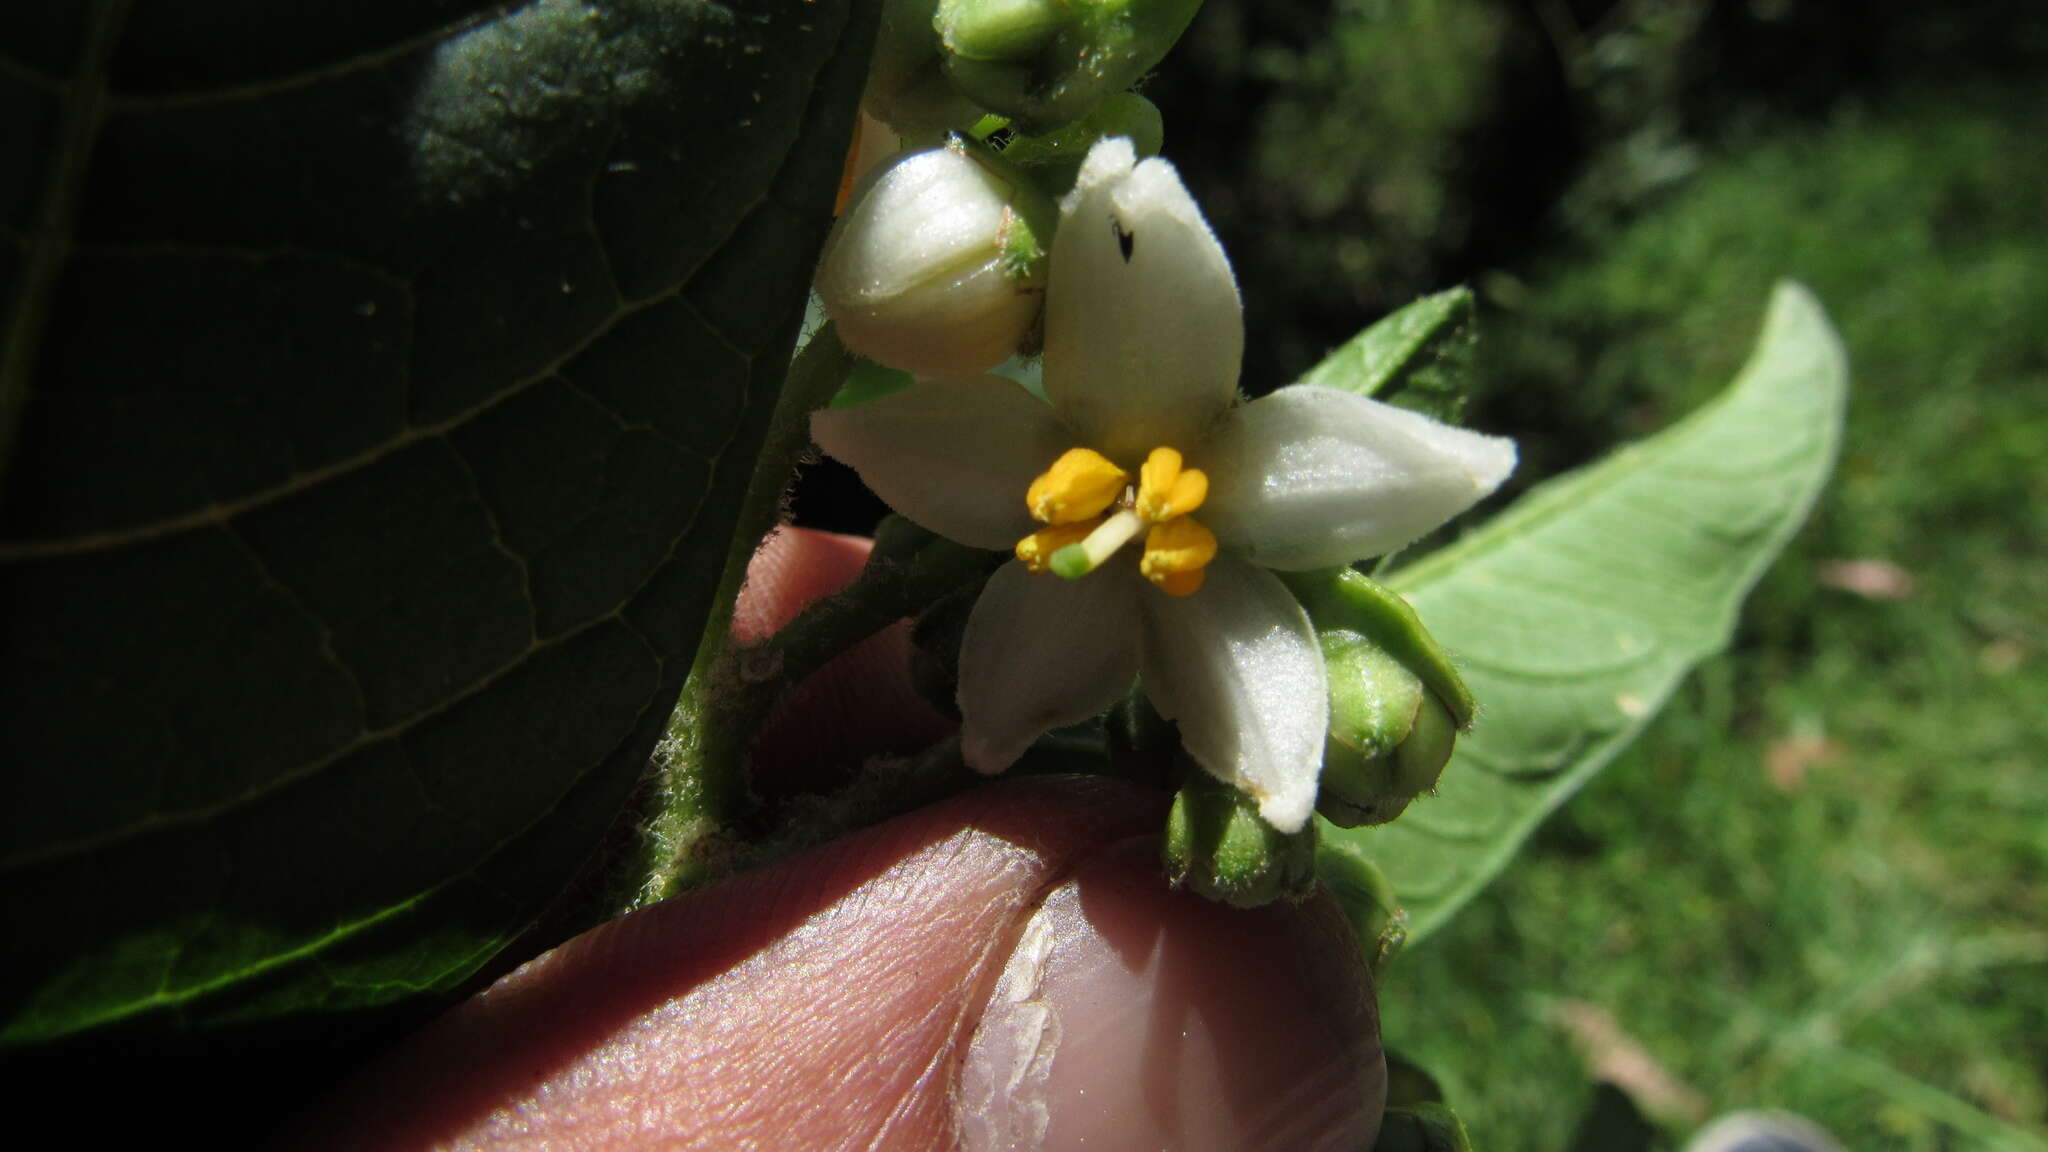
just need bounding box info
[294,775,1385,1150]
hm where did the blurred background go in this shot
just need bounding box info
[1128,1,2047,1148]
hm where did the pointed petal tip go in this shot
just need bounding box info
[1064,136,1139,211]
[1474,428,1523,485]
[1468,431,1518,498]
[1198,388,1523,569]
[1117,155,1209,231]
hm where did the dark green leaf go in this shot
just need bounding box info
[0,0,875,1044]
[1321,284,1847,944]
[1294,285,1476,423]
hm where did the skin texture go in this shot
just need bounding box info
[296,528,1385,1151]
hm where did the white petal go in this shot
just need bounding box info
[958,562,1143,773]
[1198,386,1517,569]
[810,375,1072,551]
[1138,553,1327,832]
[1043,138,1242,463]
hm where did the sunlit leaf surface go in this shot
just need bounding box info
[1322,284,1847,943]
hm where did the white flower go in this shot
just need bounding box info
[811,139,1514,831]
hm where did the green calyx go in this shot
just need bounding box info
[1315,630,1460,828]
[1280,567,1476,727]
[1283,567,1471,829]
[1163,760,1318,908]
[1000,200,1045,277]
[948,136,1057,282]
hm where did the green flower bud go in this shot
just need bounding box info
[1163,759,1317,908]
[935,0,1204,132]
[1315,629,1459,828]
[817,142,1055,377]
[1281,568,1475,728]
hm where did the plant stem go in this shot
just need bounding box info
[631,323,853,907]
[632,328,1002,905]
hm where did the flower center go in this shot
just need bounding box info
[1014,446,1219,597]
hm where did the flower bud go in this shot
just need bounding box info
[936,0,1204,131]
[1163,758,1318,908]
[1315,630,1458,828]
[817,142,1054,377]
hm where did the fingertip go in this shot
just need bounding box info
[296,777,1168,1151]
[731,526,876,643]
[957,836,1386,1152]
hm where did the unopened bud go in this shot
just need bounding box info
[936,0,1204,131]
[1163,759,1317,908]
[817,143,1054,377]
[1315,630,1458,828]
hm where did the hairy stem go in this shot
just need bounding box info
[632,323,853,907]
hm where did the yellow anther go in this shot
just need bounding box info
[1027,447,1129,525]
[1140,516,1218,597]
[1015,519,1099,572]
[1136,446,1209,523]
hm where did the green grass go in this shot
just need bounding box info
[1377,84,2048,1152]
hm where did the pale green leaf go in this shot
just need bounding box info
[1320,283,1847,943]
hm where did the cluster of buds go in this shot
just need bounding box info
[824,2,1193,379]
[867,0,1202,139]
[933,0,1203,132]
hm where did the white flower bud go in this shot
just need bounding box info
[818,143,1052,377]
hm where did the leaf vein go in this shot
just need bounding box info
[101,7,502,112]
